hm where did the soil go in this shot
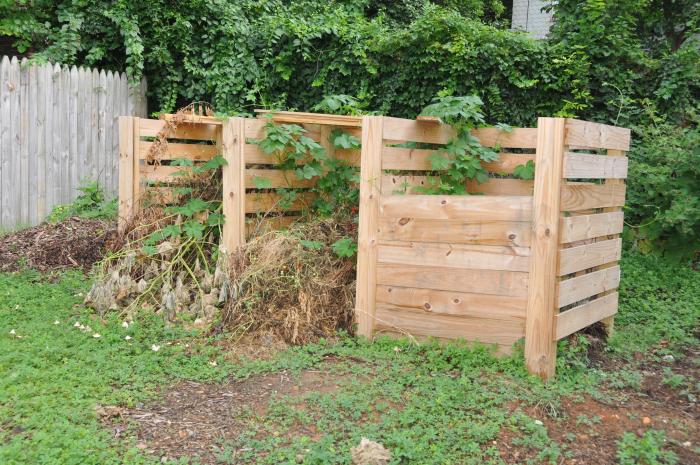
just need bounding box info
[103,358,349,463]
[0,217,116,272]
[500,346,700,464]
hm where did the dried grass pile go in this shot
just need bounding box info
[221,218,356,344]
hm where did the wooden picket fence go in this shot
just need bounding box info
[118,112,630,379]
[0,56,147,230]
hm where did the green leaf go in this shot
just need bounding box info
[300,240,324,250]
[331,238,357,258]
[183,220,205,239]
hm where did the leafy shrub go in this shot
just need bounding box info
[47,181,117,222]
[617,430,677,465]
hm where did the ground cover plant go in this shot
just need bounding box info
[1,250,697,464]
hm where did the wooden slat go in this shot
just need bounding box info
[245,192,317,213]
[222,118,246,251]
[139,119,219,140]
[381,174,435,195]
[243,143,360,167]
[467,178,533,196]
[382,147,534,174]
[559,211,624,243]
[557,265,620,308]
[377,263,528,297]
[380,195,532,222]
[245,169,316,189]
[482,153,535,174]
[378,241,530,272]
[118,116,134,232]
[140,141,217,161]
[472,127,538,149]
[374,306,525,347]
[379,217,531,247]
[560,183,626,211]
[355,116,384,337]
[565,119,631,151]
[555,292,618,340]
[558,238,621,275]
[525,117,566,379]
[244,118,266,139]
[140,164,190,183]
[376,285,527,320]
[382,117,455,144]
[254,109,363,127]
[563,152,628,179]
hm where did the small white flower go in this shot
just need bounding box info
[9,329,16,335]
[151,344,160,352]
[92,333,101,338]
[121,321,129,328]
[53,320,60,325]
[534,420,543,426]
[78,324,85,330]
[84,326,92,333]
[74,322,81,328]
[125,335,132,341]
[209,360,217,367]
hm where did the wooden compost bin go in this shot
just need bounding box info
[118,113,630,379]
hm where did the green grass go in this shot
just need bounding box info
[0,251,698,464]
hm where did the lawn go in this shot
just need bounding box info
[0,252,698,465]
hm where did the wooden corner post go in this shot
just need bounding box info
[525,117,567,379]
[118,116,135,233]
[355,116,384,338]
[221,117,246,253]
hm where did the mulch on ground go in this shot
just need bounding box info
[0,217,116,272]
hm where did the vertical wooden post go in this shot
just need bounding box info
[131,117,141,216]
[525,117,567,380]
[118,116,134,233]
[355,116,383,338]
[221,117,246,253]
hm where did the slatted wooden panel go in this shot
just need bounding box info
[554,120,630,342]
[0,56,146,230]
[358,116,540,353]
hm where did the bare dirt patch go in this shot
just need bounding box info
[104,364,350,463]
[0,217,115,272]
[499,347,699,464]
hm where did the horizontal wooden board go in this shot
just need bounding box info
[140,141,217,161]
[373,306,525,347]
[244,117,322,141]
[382,148,533,174]
[555,292,618,340]
[381,174,436,195]
[565,119,631,151]
[559,238,622,275]
[557,265,620,308]
[563,152,628,179]
[245,169,317,189]
[376,263,529,297]
[481,153,535,174]
[559,211,624,243]
[466,178,534,196]
[472,127,538,149]
[245,192,317,213]
[245,215,301,237]
[378,241,530,272]
[379,217,531,246]
[560,183,626,211]
[382,117,455,144]
[380,195,532,222]
[243,144,359,167]
[254,109,363,127]
[376,285,527,320]
[139,119,219,141]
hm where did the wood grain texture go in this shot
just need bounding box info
[555,292,618,340]
[466,178,534,196]
[140,141,217,161]
[377,241,530,272]
[378,217,531,247]
[245,168,316,189]
[558,238,622,275]
[559,211,624,243]
[380,195,532,222]
[376,285,527,320]
[563,152,628,179]
[565,119,631,151]
[355,116,384,338]
[221,118,245,252]
[245,192,317,213]
[557,265,621,308]
[525,117,566,379]
[560,183,626,211]
[139,119,218,140]
[118,116,134,232]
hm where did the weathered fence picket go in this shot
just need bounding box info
[0,56,146,230]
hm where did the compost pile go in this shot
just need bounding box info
[0,217,115,272]
[221,218,356,344]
